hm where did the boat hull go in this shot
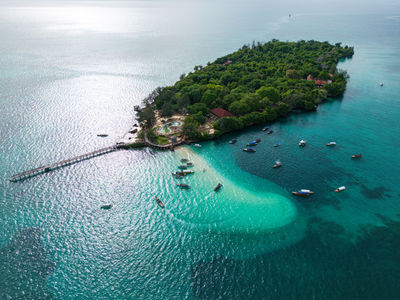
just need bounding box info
[292,192,309,196]
[214,183,222,192]
[155,197,165,208]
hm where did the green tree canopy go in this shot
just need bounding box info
[182,117,201,139]
[256,87,281,103]
[141,40,353,135]
[214,117,243,132]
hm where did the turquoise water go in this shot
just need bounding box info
[1,1,400,299]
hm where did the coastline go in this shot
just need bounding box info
[126,96,347,150]
[131,40,353,149]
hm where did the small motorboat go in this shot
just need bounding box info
[335,186,346,193]
[326,142,336,146]
[100,204,112,209]
[182,170,195,175]
[194,144,202,148]
[262,126,269,131]
[243,148,256,152]
[255,138,261,143]
[247,141,258,146]
[291,191,310,196]
[267,130,274,134]
[177,183,190,189]
[300,189,314,194]
[214,183,222,192]
[299,140,307,147]
[172,171,185,177]
[178,165,187,169]
[229,139,237,144]
[273,161,282,168]
[97,134,108,137]
[274,142,281,147]
[155,196,165,208]
[180,158,189,163]
[380,82,384,86]
[352,154,362,159]
[186,162,193,167]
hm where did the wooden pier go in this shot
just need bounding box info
[10,133,184,182]
[9,145,118,182]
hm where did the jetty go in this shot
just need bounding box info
[10,133,184,182]
[9,145,117,182]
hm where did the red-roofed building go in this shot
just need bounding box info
[314,80,327,87]
[210,107,233,118]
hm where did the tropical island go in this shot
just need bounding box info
[133,40,354,147]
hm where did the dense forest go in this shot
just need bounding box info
[137,40,354,140]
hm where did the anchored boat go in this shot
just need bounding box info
[172,170,195,177]
[274,142,281,147]
[177,183,190,189]
[182,170,195,175]
[273,161,282,168]
[335,186,346,192]
[243,148,256,152]
[155,196,165,208]
[267,130,274,134]
[178,165,187,169]
[292,189,314,196]
[172,172,184,177]
[352,154,362,158]
[292,191,309,196]
[229,139,237,144]
[262,126,269,131]
[247,141,258,146]
[326,142,336,146]
[299,140,307,147]
[214,183,222,192]
[300,189,314,194]
[100,204,112,209]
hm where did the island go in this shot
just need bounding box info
[133,40,354,148]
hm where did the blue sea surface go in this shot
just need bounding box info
[1,1,400,299]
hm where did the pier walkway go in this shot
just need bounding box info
[9,145,117,182]
[10,134,185,182]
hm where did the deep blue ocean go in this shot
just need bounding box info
[1,0,400,299]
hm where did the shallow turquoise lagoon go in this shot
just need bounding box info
[1,1,400,299]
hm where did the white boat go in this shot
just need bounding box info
[273,160,282,168]
[300,189,314,194]
[299,140,307,147]
[326,142,336,146]
[380,82,383,86]
[335,186,346,192]
[194,144,202,148]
